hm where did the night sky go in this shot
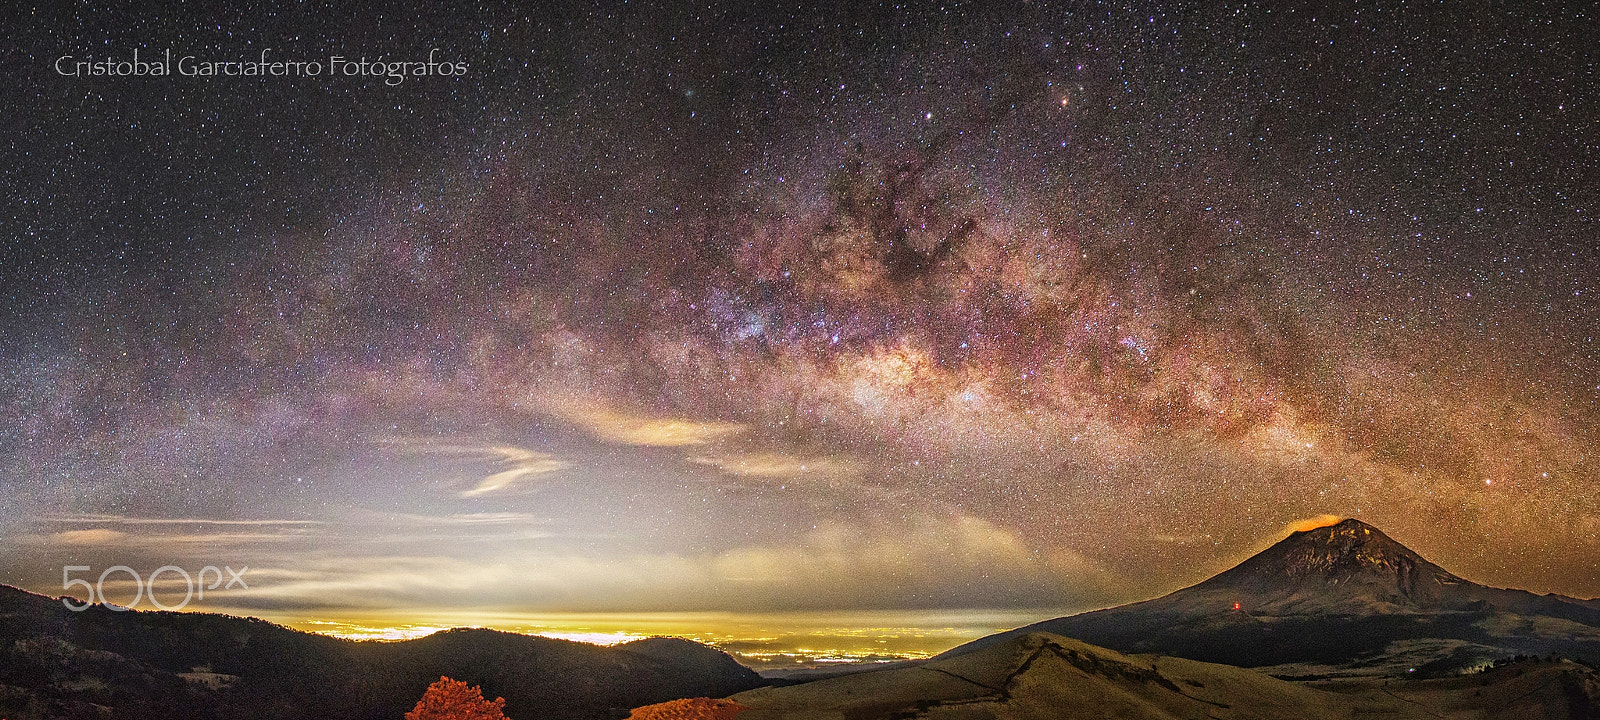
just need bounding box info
[2,2,1596,655]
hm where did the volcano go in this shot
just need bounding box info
[947,519,1600,676]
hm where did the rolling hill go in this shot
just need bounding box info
[732,630,1600,719]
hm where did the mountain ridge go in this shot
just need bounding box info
[943,519,1600,676]
[0,583,762,720]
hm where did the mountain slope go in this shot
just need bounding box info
[736,635,1600,720]
[945,519,1600,676]
[732,631,1440,719]
[0,584,761,720]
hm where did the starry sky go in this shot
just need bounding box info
[2,1,1597,653]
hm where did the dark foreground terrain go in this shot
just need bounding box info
[0,584,760,720]
[732,631,1600,719]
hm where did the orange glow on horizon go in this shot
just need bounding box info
[1286,514,1343,534]
[256,609,1059,667]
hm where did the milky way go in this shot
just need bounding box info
[1,2,1596,638]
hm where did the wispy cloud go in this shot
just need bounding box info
[540,396,747,446]
[462,450,570,497]
[42,515,325,526]
[687,452,856,478]
[24,527,319,548]
[199,512,1126,615]
[51,528,128,545]
[388,512,549,526]
[374,439,572,497]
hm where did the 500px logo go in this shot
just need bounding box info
[61,565,247,611]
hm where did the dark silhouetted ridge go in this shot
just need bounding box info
[0,584,762,720]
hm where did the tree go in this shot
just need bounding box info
[405,676,510,720]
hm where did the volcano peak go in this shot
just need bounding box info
[1276,518,1428,572]
[1194,518,1467,610]
[1281,518,1421,565]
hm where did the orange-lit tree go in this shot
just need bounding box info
[405,676,510,720]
